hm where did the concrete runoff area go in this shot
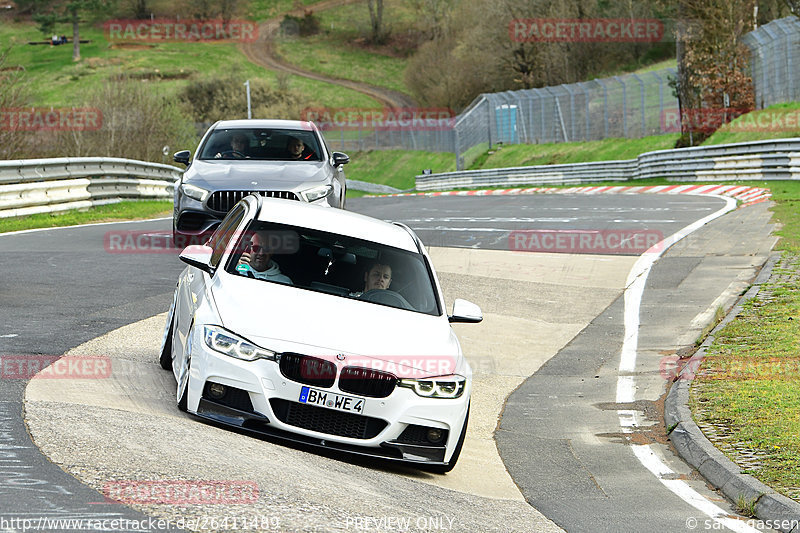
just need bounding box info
[24,247,638,532]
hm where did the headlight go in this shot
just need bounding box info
[301,184,333,202]
[397,375,466,399]
[181,183,209,202]
[203,325,276,362]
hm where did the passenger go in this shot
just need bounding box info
[236,231,293,285]
[283,136,315,160]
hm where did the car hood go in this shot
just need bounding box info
[185,160,329,188]
[211,275,463,379]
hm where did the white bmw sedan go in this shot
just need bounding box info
[160,195,482,472]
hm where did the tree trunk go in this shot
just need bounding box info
[367,0,384,44]
[72,14,80,62]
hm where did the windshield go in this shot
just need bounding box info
[224,221,441,316]
[198,128,323,162]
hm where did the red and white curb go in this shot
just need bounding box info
[379,184,771,207]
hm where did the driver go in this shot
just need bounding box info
[236,231,293,285]
[214,132,249,159]
[351,262,392,296]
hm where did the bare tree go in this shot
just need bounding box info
[0,47,32,159]
[367,0,387,44]
[674,0,757,145]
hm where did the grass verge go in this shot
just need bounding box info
[0,200,172,234]
[345,150,456,190]
[689,181,800,503]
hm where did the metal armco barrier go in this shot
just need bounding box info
[0,157,182,218]
[416,138,800,191]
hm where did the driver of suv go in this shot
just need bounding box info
[214,132,249,159]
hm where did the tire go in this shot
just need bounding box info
[158,315,174,371]
[426,405,469,474]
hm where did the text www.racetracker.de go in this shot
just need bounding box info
[0,515,281,531]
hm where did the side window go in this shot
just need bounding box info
[209,205,246,268]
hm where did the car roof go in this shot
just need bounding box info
[254,198,419,253]
[213,119,318,131]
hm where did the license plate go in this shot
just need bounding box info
[299,386,365,414]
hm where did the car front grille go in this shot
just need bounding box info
[338,366,397,398]
[207,190,299,213]
[279,353,337,388]
[269,399,387,439]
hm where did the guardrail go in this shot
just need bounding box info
[0,158,399,219]
[416,138,800,191]
[0,157,182,218]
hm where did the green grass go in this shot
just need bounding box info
[248,0,325,21]
[688,181,800,503]
[0,200,173,233]
[471,134,680,169]
[273,1,417,98]
[704,102,800,146]
[345,150,456,190]
[0,19,378,110]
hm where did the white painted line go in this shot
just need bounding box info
[0,334,18,338]
[616,194,761,532]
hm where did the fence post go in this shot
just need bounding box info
[632,73,645,138]
[614,76,627,138]
[597,79,609,138]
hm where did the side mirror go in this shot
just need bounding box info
[449,298,483,324]
[173,150,191,166]
[179,244,214,274]
[332,152,350,166]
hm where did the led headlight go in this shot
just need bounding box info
[301,184,333,202]
[203,325,276,362]
[181,183,210,202]
[397,375,466,399]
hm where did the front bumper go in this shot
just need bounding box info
[185,334,470,465]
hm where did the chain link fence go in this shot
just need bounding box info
[742,16,800,109]
[316,17,800,170]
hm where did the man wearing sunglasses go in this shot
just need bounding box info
[236,231,293,285]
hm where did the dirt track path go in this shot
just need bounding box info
[240,0,416,108]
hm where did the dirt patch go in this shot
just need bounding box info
[109,42,154,50]
[349,30,424,58]
[594,396,671,446]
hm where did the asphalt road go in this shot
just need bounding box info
[0,193,777,532]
